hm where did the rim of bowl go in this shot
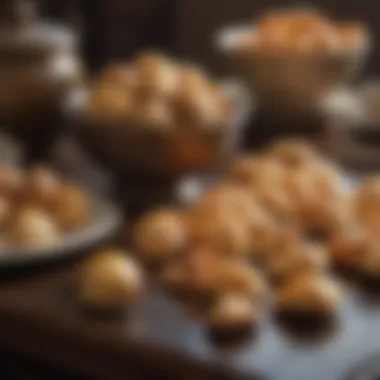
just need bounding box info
[215,24,372,58]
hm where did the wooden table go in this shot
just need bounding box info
[2,255,380,380]
[1,137,380,380]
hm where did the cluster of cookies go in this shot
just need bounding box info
[78,139,380,329]
[0,165,93,250]
[237,8,367,53]
[85,52,231,133]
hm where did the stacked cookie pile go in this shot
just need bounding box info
[0,165,93,251]
[237,8,367,53]
[78,140,380,330]
[85,52,231,133]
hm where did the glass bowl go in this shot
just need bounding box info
[75,81,252,181]
[215,25,370,118]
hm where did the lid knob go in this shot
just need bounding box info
[3,0,36,27]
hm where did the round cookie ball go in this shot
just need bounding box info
[221,262,268,299]
[189,207,251,258]
[6,207,60,249]
[328,226,368,269]
[266,241,329,285]
[52,183,92,231]
[266,139,320,168]
[21,166,63,209]
[132,209,188,263]
[275,274,342,315]
[196,183,263,227]
[78,249,144,310]
[209,293,259,330]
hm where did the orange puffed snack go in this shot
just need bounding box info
[240,8,367,53]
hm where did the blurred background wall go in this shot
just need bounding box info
[37,0,378,75]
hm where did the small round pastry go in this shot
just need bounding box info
[189,207,251,257]
[132,209,188,264]
[251,183,293,220]
[228,156,285,188]
[296,196,352,238]
[175,65,226,129]
[6,207,60,249]
[78,249,144,309]
[195,193,274,257]
[161,246,225,296]
[295,27,340,53]
[180,63,208,86]
[250,213,280,258]
[227,154,261,185]
[268,221,302,257]
[221,262,267,299]
[0,165,24,199]
[209,293,259,330]
[178,83,225,130]
[136,52,179,97]
[275,274,342,315]
[257,8,336,53]
[21,166,63,209]
[52,183,92,231]
[196,183,263,227]
[286,162,346,228]
[266,241,328,285]
[328,226,368,269]
[309,160,345,202]
[176,65,208,104]
[255,10,300,52]
[266,139,320,168]
[284,166,317,209]
[86,82,133,121]
[101,64,137,87]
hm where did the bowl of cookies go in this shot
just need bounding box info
[216,7,370,118]
[0,164,121,266]
[76,52,251,180]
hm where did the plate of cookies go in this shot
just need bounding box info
[82,138,378,331]
[0,164,122,266]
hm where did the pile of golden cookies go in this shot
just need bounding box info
[85,52,231,133]
[79,139,380,329]
[237,8,367,53]
[0,165,93,250]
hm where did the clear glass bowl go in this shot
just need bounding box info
[75,81,252,181]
